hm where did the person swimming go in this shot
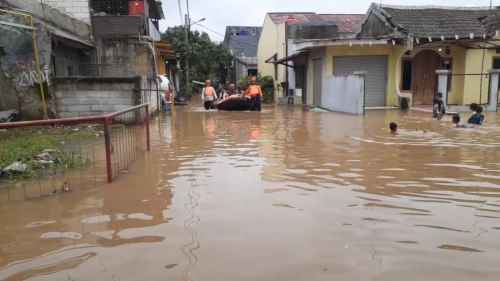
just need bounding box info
[468,104,485,125]
[452,114,468,128]
[389,122,398,135]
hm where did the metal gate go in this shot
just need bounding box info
[333,56,387,107]
[313,58,323,106]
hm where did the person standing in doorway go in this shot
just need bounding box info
[245,76,263,111]
[202,80,218,110]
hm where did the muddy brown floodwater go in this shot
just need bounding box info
[2,105,500,281]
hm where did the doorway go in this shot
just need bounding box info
[412,50,442,105]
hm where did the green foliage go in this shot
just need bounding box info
[237,74,275,103]
[162,26,233,96]
[0,133,57,169]
[0,127,98,180]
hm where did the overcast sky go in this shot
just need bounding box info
[159,0,499,41]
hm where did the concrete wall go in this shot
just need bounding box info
[52,40,92,77]
[448,46,466,105]
[53,77,140,118]
[44,0,90,23]
[257,15,278,79]
[463,49,495,105]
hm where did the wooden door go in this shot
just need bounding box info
[412,50,442,105]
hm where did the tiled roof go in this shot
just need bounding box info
[223,26,262,58]
[318,14,366,33]
[269,13,365,34]
[376,4,500,38]
[268,13,316,24]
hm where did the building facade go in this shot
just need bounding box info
[0,0,94,118]
[257,13,365,103]
[0,0,165,118]
[223,26,262,83]
[43,0,91,23]
[280,4,500,110]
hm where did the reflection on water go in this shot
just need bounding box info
[1,107,500,280]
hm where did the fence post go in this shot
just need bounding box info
[104,117,113,183]
[487,69,500,112]
[436,70,451,111]
[145,105,151,151]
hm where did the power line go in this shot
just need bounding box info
[197,23,225,38]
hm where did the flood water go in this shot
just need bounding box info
[2,105,500,280]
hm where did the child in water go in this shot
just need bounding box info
[389,122,398,135]
[433,92,445,120]
[452,114,468,128]
[468,103,485,125]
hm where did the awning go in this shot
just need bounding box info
[47,25,94,48]
[268,51,309,68]
[274,51,308,64]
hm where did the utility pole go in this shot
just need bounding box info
[183,0,191,97]
[285,20,289,100]
[184,14,191,97]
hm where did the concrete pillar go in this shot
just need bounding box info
[436,70,451,110]
[487,69,500,112]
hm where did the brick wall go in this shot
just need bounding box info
[44,0,90,23]
[53,76,159,118]
[53,77,141,118]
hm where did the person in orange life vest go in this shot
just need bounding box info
[202,80,218,110]
[244,76,263,111]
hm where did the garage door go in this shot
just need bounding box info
[333,56,388,107]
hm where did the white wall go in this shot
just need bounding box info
[322,75,365,115]
[44,0,90,23]
[257,15,288,99]
[257,15,278,78]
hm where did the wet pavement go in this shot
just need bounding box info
[2,105,500,280]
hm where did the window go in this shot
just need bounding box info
[401,59,412,91]
[493,57,500,69]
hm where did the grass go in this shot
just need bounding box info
[0,126,102,180]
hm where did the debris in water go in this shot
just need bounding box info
[272,203,295,209]
[165,264,178,270]
[438,244,483,253]
[3,161,28,173]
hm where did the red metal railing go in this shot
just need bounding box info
[0,104,150,184]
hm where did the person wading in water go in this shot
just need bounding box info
[245,76,263,111]
[202,80,218,110]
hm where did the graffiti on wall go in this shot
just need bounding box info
[0,23,50,89]
[13,64,50,88]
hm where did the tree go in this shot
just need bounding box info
[162,26,233,96]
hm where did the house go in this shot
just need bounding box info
[223,26,262,83]
[155,41,180,93]
[281,4,500,110]
[0,0,166,118]
[258,12,365,102]
[0,0,94,118]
